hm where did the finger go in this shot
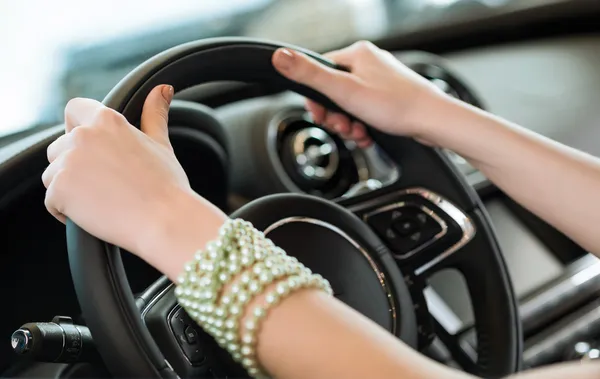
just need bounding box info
[305,99,326,125]
[47,133,71,163]
[350,121,373,148]
[323,40,375,68]
[64,97,105,133]
[272,48,357,101]
[42,152,67,188]
[42,160,68,224]
[141,85,173,148]
[44,180,67,224]
[348,121,368,141]
[323,112,352,136]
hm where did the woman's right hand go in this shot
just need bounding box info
[272,41,449,147]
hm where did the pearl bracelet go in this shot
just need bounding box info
[239,273,332,378]
[174,218,333,378]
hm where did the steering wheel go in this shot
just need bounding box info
[66,38,522,378]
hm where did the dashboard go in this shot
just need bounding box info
[2,32,600,373]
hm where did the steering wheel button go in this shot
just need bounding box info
[391,210,403,220]
[392,218,418,236]
[185,326,198,344]
[409,231,422,242]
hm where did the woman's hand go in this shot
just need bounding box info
[272,41,448,147]
[43,85,227,280]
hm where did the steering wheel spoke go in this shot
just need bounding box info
[137,278,239,378]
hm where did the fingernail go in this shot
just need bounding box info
[162,85,174,103]
[332,124,342,133]
[274,48,295,70]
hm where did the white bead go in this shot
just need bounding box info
[230,305,241,315]
[248,368,259,376]
[218,272,229,282]
[266,294,278,304]
[248,282,261,294]
[276,283,288,295]
[225,319,236,329]
[215,307,225,317]
[242,333,254,344]
[242,357,254,367]
[241,345,252,356]
[183,262,194,272]
[241,256,252,265]
[245,320,256,330]
[253,307,266,318]
[288,278,298,288]
[252,265,262,275]
[221,295,231,305]
[214,319,223,328]
[232,352,242,362]
[259,272,272,283]
[238,291,249,303]
[228,263,240,274]
[225,332,236,341]
[240,273,251,284]
[174,286,183,296]
[227,343,239,353]
[230,284,241,294]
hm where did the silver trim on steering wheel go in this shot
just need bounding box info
[349,187,476,275]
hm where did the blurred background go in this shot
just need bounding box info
[1,0,525,137]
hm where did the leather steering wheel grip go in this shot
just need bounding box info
[104,38,349,123]
[66,38,521,378]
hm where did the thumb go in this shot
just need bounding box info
[272,48,356,103]
[141,85,174,147]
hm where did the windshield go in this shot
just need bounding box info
[2,0,520,136]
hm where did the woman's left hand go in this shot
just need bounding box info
[43,85,227,279]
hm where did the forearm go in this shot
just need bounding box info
[249,288,472,379]
[422,97,600,256]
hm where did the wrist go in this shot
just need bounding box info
[136,186,228,281]
[412,93,473,147]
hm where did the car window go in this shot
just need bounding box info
[1,0,525,136]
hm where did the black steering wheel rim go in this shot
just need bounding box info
[66,37,521,378]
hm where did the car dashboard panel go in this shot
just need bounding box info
[1,33,600,373]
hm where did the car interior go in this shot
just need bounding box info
[2,0,600,377]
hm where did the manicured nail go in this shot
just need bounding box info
[274,48,295,70]
[162,85,174,103]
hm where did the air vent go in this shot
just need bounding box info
[274,113,360,199]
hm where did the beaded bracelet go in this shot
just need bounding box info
[174,218,333,378]
[239,273,332,377]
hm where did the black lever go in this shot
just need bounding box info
[11,316,99,363]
